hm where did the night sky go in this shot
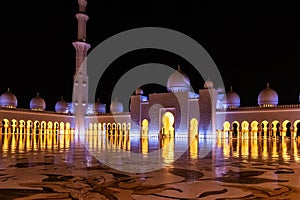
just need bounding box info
[1,1,300,111]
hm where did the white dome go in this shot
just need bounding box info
[216,86,225,94]
[110,97,123,113]
[135,87,144,95]
[224,87,240,108]
[204,80,214,89]
[30,93,46,111]
[258,83,278,107]
[94,99,106,114]
[0,88,17,108]
[55,97,68,113]
[167,66,190,93]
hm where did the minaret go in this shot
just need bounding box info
[72,0,90,134]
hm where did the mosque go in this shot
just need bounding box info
[1,0,300,139]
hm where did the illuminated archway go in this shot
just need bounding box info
[189,118,198,138]
[122,123,127,131]
[26,120,33,132]
[241,121,249,139]
[11,119,18,133]
[2,118,10,134]
[272,120,280,137]
[223,121,230,132]
[251,121,259,132]
[117,123,121,130]
[282,120,291,138]
[54,122,59,130]
[241,121,249,132]
[222,121,231,138]
[66,122,71,131]
[232,121,240,138]
[294,120,300,138]
[261,120,269,138]
[127,123,131,132]
[141,119,149,137]
[19,120,26,134]
[103,123,106,131]
[47,121,53,130]
[60,122,65,131]
[161,112,175,137]
[33,120,40,134]
[40,121,47,133]
[112,123,117,135]
[97,123,102,131]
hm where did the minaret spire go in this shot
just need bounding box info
[73,0,90,134]
[73,0,91,75]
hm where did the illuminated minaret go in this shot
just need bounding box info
[72,0,90,134]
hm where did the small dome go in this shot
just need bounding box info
[55,97,68,113]
[223,87,240,108]
[94,98,106,114]
[167,65,190,93]
[216,86,225,94]
[0,88,17,108]
[258,83,278,107]
[204,79,214,89]
[135,87,144,95]
[110,97,123,113]
[30,93,46,111]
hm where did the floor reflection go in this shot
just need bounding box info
[1,131,300,199]
[216,137,300,162]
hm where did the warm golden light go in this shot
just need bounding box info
[162,112,175,137]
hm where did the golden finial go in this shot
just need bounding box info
[177,64,181,72]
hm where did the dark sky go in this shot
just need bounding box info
[1,1,300,111]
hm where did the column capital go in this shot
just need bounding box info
[72,41,91,52]
[76,13,89,22]
[78,0,87,12]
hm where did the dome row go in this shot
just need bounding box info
[152,65,281,108]
[223,83,279,108]
[0,89,124,114]
[0,89,69,113]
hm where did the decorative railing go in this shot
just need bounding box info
[217,104,300,112]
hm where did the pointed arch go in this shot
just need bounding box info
[250,121,259,132]
[241,121,249,132]
[189,118,198,138]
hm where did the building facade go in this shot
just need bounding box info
[1,0,300,139]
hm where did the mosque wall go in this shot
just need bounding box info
[0,108,74,128]
[198,88,217,136]
[216,107,300,131]
[146,92,188,134]
[86,114,131,125]
[129,95,142,132]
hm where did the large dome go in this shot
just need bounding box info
[167,66,190,93]
[94,99,106,114]
[110,97,123,113]
[0,88,17,108]
[30,93,46,111]
[223,87,240,108]
[204,79,214,89]
[55,97,68,113]
[135,87,144,95]
[258,83,278,107]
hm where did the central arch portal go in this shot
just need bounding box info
[161,111,175,137]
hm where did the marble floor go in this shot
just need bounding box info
[1,131,300,199]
